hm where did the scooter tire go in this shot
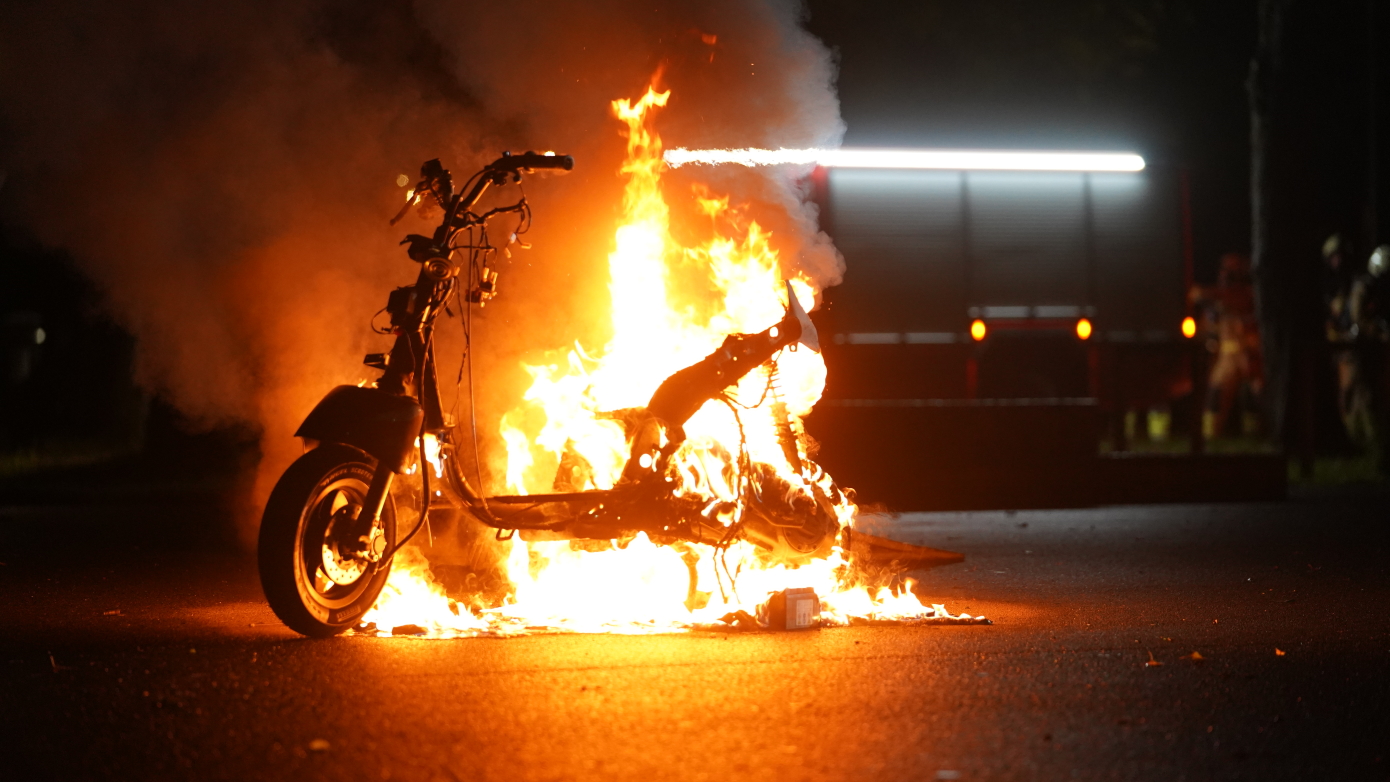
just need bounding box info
[257,444,396,638]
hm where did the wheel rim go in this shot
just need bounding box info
[293,467,385,611]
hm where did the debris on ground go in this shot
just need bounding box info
[756,588,821,631]
[716,610,762,630]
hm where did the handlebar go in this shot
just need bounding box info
[450,150,571,220]
[391,151,573,227]
[488,150,574,173]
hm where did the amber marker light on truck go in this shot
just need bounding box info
[970,319,987,341]
[1075,318,1093,340]
[1181,316,1197,338]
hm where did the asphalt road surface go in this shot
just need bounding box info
[2,490,1388,781]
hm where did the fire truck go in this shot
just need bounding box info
[804,150,1282,509]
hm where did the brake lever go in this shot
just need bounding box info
[391,160,453,225]
[389,187,422,226]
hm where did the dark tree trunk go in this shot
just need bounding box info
[1248,0,1295,448]
[1368,0,1382,250]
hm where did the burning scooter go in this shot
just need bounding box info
[257,148,960,638]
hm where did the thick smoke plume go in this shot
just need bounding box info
[0,0,843,546]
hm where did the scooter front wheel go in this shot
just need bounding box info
[257,444,397,637]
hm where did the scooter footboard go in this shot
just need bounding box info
[481,490,613,531]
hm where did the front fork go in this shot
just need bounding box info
[357,467,395,562]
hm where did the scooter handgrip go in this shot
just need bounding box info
[493,151,574,172]
[521,152,573,171]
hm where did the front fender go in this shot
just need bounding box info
[295,385,423,474]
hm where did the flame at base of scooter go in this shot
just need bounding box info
[355,536,987,639]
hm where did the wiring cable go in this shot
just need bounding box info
[381,428,431,561]
[713,393,759,601]
[377,327,438,564]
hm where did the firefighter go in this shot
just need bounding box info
[1190,252,1263,438]
[1323,234,1379,451]
[1324,233,1356,340]
[1345,244,1390,459]
[1349,244,1389,340]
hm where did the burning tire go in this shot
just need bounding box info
[257,444,396,637]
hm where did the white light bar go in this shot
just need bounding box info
[664,147,1146,172]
